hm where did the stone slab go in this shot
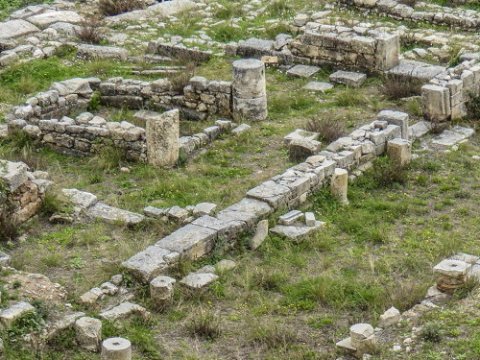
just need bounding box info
[155,224,218,260]
[303,81,334,92]
[180,272,218,289]
[26,11,84,29]
[287,65,320,78]
[270,221,325,242]
[86,202,144,225]
[246,180,292,208]
[122,246,178,282]
[0,160,29,192]
[329,70,367,87]
[62,188,97,209]
[431,126,475,150]
[0,19,40,39]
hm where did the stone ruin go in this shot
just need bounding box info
[6,59,267,167]
[0,160,51,228]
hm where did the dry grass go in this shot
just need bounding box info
[305,117,346,143]
[98,0,145,16]
[76,18,104,45]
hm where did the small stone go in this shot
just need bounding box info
[232,123,251,135]
[379,307,401,328]
[0,302,35,329]
[279,210,304,225]
[110,274,123,286]
[167,206,189,222]
[305,212,316,227]
[193,202,217,217]
[79,288,103,306]
[216,259,236,272]
[303,81,334,92]
[249,219,269,250]
[180,272,218,289]
[100,282,118,296]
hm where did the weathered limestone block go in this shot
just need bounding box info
[249,219,269,250]
[77,44,128,61]
[387,138,411,167]
[289,138,321,161]
[421,84,451,121]
[155,224,218,260]
[279,210,304,225]
[122,246,179,282]
[86,202,144,225]
[0,302,35,329]
[74,317,102,352]
[150,275,176,307]
[101,337,132,360]
[375,33,400,71]
[331,168,349,205]
[378,110,409,140]
[379,307,400,328]
[180,272,218,289]
[329,70,367,87]
[270,221,325,242]
[146,109,179,167]
[99,302,149,322]
[232,59,267,121]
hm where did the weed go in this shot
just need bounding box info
[421,322,442,343]
[371,156,408,187]
[249,321,297,349]
[98,0,144,16]
[306,117,346,142]
[186,310,221,340]
[382,76,419,99]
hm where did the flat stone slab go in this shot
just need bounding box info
[336,337,356,352]
[287,65,320,78]
[279,210,304,225]
[216,197,273,227]
[26,10,84,29]
[191,215,244,238]
[431,126,475,150]
[387,60,446,82]
[122,246,178,282]
[99,302,148,321]
[180,272,218,289]
[86,202,145,225]
[270,221,325,242]
[303,81,334,92]
[329,70,366,87]
[62,188,97,209]
[284,129,319,144]
[155,224,218,260]
[0,302,35,328]
[0,19,40,39]
[0,160,29,192]
[246,180,292,208]
[77,44,129,61]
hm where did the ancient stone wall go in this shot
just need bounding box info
[233,24,399,73]
[289,23,400,72]
[421,59,480,121]
[0,161,50,227]
[338,0,480,30]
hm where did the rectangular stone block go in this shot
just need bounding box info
[421,84,451,121]
[155,224,218,260]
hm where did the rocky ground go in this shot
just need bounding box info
[1,0,480,359]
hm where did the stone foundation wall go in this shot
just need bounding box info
[289,23,400,72]
[338,0,480,30]
[0,161,50,226]
[421,59,480,121]
[98,76,232,121]
[233,24,399,73]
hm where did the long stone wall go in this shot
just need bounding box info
[233,24,400,73]
[122,110,410,282]
[421,59,480,121]
[337,0,480,30]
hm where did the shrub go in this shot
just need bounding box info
[381,76,419,99]
[0,193,18,242]
[76,17,104,44]
[40,191,72,217]
[466,93,480,120]
[98,0,145,16]
[186,311,221,340]
[421,322,442,343]
[306,117,346,143]
[371,156,408,187]
[169,62,195,92]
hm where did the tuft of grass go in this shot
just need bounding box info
[421,322,443,343]
[98,0,144,16]
[186,310,222,340]
[306,117,346,142]
[76,17,104,45]
[370,156,408,188]
[249,321,297,349]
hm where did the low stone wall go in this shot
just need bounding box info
[421,59,480,121]
[233,24,399,73]
[98,76,232,120]
[122,110,410,282]
[289,23,400,72]
[0,160,51,227]
[338,0,480,30]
